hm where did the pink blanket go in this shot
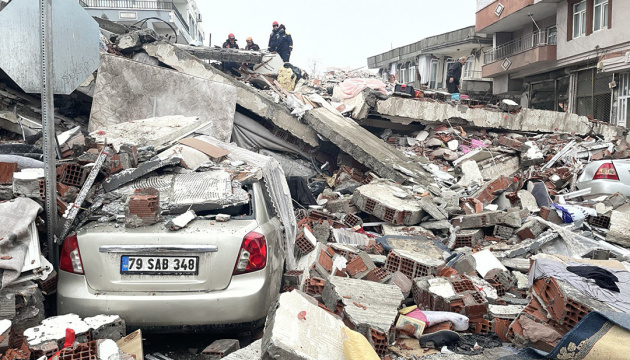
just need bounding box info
[339,78,387,99]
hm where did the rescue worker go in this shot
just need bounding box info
[268,21,280,51]
[245,37,260,51]
[244,37,260,70]
[222,33,239,49]
[222,33,239,75]
[276,24,293,62]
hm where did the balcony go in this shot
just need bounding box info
[476,0,561,33]
[484,30,556,64]
[482,30,556,78]
[80,0,189,33]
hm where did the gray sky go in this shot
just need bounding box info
[197,0,476,73]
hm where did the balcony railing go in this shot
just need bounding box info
[463,69,483,80]
[80,0,189,33]
[484,29,557,64]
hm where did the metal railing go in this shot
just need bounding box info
[80,0,173,9]
[484,29,557,64]
[463,69,483,80]
[80,0,189,33]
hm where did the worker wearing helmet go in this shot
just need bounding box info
[222,33,239,49]
[268,21,280,51]
[245,37,260,51]
[222,33,240,75]
[244,37,260,70]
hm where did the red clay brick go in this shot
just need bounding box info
[0,162,18,184]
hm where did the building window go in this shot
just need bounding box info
[409,65,416,83]
[199,32,203,44]
[464,56,474,79]
[444,59,455,87]
[573,1,587,38]
[594,0,609,32]
[547,25,557,44]
[399,66,407,84]
[429,60,439,89]
[188,14,195,37]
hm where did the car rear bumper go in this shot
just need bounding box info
[576,180,630,197]
[57,267,280,327]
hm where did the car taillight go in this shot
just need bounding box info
[593,163,619,181]
[59,234,84,274]
[233,231,267,275]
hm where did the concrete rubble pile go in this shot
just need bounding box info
[1,21,630,360]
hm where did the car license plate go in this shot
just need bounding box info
[120,256,198,275]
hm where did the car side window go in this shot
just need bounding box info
[260,180,278,219]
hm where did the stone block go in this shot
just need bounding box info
[353,180,423,225]
[606,210,630,247]
[262,291,345,360]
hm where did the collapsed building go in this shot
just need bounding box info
[1,13,630,360]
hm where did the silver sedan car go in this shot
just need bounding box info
[57,180,284,329]
[577,159,630,196]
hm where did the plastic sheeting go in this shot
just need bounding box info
[197,135,298,269]
[231,112,310,159]
[339,78,387,99]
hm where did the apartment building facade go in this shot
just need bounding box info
[477,0,630,127]
[80,0,205,46]
[367,26,494,96]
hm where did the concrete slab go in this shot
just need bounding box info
[304,108,433,184]
[89,54,236,141]
[222,340,261,360]
[262,291,345,360]
[322,276,404,335]
[142,42,319,147]
[374,97,624,140]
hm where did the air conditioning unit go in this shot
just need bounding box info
[196,13,202,22]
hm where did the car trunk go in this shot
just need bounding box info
[76,219,258,292]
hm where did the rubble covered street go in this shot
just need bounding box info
[2,1,630,360]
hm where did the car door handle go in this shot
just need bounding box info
[99,245,218,253]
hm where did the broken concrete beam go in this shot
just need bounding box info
[373,97,623,140]
[451,211,503,229]
[84,315,126,341]
[12,168,44,198]
[419,196,448,220]
[102,156,181,192]
[304,108,433,184]
[142,42,319,147]
[606,210,630,247]
[117,28,160,50]
[520,141,544,166]
[353,181,423,225]
[504,229,558,258]
[222,339,261,360]
[262,291,345,360]
[201,339,240,360]
[322,277,403,352]
[176,44,264,64]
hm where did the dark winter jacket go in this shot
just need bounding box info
[268,29,279,50]
[246,43,260,51]
[446,61,463,85]
[222,39,239,49]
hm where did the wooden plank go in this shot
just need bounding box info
[117,329,144,360]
